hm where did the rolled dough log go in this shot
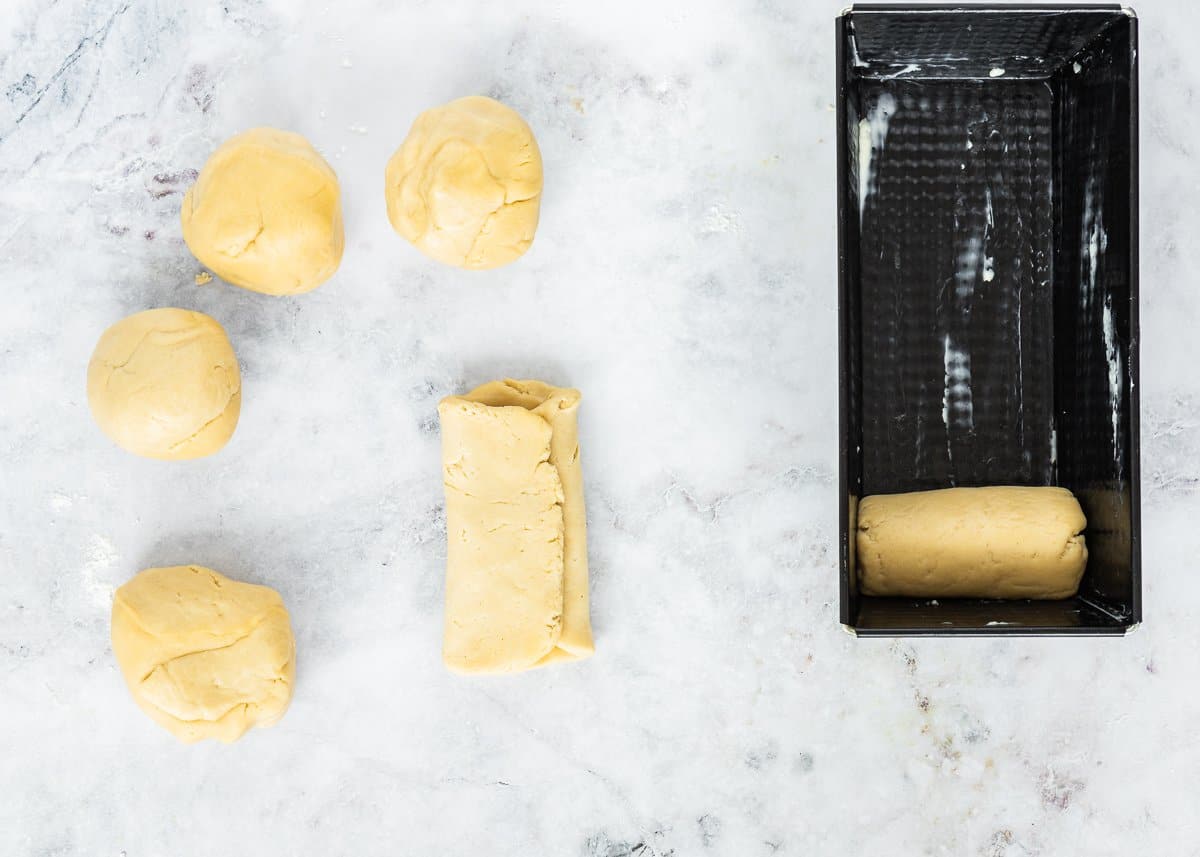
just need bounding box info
[438,379,594,673]
[856,486,1087,599]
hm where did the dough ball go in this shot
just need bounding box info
[181,127,344,295]
[385,96,543,269]
[86,308,241,460]
[111,565,295,744]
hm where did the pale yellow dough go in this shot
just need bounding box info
[111,565,295,743]
[438,379,593,674]
[181,127,343,295]
[86,308,240,460]
[385,96,542,269]
[857,486,1088,599]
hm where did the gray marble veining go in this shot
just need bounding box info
[1,0,1198,853]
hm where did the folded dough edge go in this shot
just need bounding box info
[463,379,594,666]
[438,379,594,674]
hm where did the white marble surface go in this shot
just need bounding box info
[1,0,1198,853]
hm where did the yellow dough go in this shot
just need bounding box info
[385,96,542,269]
[110,565,295,744]
[438,380,593,674]
[181,127,343,295]
[857,486,1088,599]
[86,308,240,460]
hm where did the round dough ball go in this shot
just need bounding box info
[182,127,344,295]
[86,308,240,460]
[385,96,543,269]
[111,565,296,744]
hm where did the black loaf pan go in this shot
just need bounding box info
[836,4,1140,635]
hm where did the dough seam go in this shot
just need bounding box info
[166,388,240,452]
[114,602,271,684]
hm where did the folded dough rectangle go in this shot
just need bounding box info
[856,486,1088,599]
[438,379,594,674]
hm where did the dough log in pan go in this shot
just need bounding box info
[856,486,1088,599]
[438,379,594,674]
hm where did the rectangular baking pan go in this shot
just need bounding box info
[837,4,1140,635]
